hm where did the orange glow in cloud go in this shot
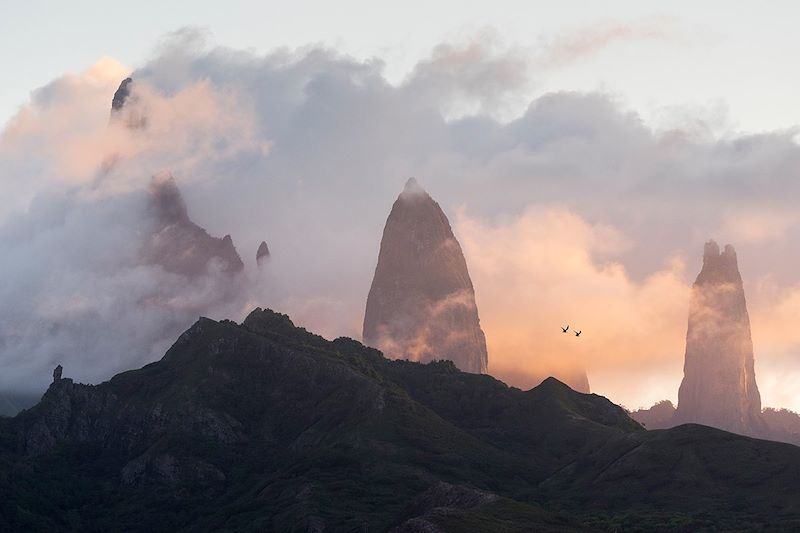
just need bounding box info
[457,207,691,407]
[456,207,800,412]
[0,59,267,203]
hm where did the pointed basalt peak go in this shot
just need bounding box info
[110,76,146,128]
[111,77,133,112]
[256,241,271,266]
[148,173,189,226]
[363,179,489,373]
[142,174,244,276]
[400,177,427,199]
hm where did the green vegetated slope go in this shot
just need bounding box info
[0,308,798,532]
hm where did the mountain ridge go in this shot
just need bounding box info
[1,308,799,531]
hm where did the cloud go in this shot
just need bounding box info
[717,209,799,243]
[405,33,533,117]
[539,16,685,68]
[2,33,800,412]
[456,207,689,404]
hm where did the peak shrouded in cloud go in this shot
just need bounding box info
[256,240,271,266]
[1,32,800,411]
[363,178,488,373]
[400,176,425,197]
[143,173,245,277]
[111,77,133,112]
[629,240,800,444]
[675,239,764,434]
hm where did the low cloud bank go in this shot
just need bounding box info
[2,30,800,411]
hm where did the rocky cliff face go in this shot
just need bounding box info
[142,174,244,277]
[674,240,764,435]
[363,178,488,373]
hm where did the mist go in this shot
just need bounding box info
[2,29,800,411]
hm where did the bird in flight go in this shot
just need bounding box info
[574,330,582,337]
[561,325,569,333]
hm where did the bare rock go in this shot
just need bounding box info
[674,240,765,435]
[142,174,244,277]
[111,77,133,112]
[363,178,488,373]
[109,77,145,128]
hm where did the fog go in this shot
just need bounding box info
[2,29,799,411]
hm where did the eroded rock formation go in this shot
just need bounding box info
[111,77,133,112]
[142,174,244,277]
[674,240,764,435]
[109,76,146,128]
[363,178,488,373]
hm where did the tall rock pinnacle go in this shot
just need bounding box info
[363,178,488,373]
[674,240,763,434]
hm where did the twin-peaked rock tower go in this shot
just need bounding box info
[363,179,489,374]
[675,240,764,435]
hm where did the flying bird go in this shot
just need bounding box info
[574,330,582,337]
[561,325,569,333]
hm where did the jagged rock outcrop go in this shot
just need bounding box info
[363,178,488,373]
[142,174,244,277]
[109,76,145,128]
[256,240,270,266]
[108,78,243,276]
[674,240,764,435]
[111,77,133,112]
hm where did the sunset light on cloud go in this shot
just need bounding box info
[3,19,800,413]
[4,2,800,529]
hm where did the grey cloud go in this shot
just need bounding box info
[2,33,800,408]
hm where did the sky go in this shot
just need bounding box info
[3,1,800,132]
[2,1,800,412]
